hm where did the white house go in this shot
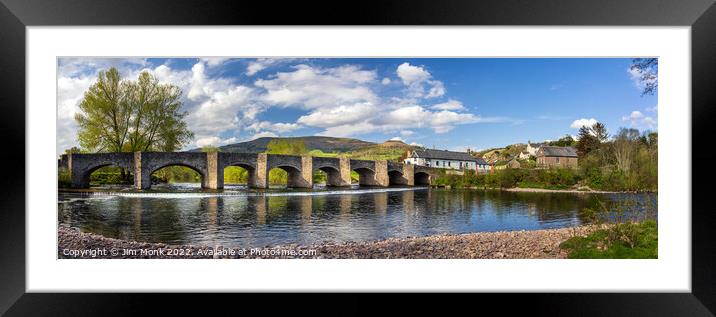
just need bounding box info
[526,142,547,156]
[404,149,490,173]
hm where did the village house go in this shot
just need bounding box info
[536,146,578,168]
[517,151,531,160]
[525,141,547,156]
[493,157,521,170]
[404,149,490,173]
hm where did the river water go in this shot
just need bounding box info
[58,183,657,247]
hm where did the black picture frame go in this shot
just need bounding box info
[1,0,714,315]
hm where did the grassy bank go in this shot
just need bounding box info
[560,220,657,258]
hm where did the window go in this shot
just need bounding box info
[556,157,560,163]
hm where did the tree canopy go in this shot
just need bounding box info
[75,67,193,153]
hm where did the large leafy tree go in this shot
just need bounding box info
[75,67,193,153]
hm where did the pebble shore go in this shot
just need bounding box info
[58,224,598,259]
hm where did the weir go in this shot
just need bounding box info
[61,152,440,190]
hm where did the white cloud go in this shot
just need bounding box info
[646,105,658,112]
[400,130,414,136]
[622,110,644,121]
[249,131,279,140]
[431,99,465,111]
[570,118,598,129]
[297,103,376,128]
[409,142,424,147]
[255,64,377,109]
[247,121,302,133]
[397,62,431,85]
[200,57,230,67]
[396,62,445,99]
[381,77,391,85]
[622,109,657,129]
[195,136,223,147]
[389,136,405,142]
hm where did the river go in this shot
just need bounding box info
[58,183,657,247]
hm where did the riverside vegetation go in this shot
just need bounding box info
[560,195,658,258]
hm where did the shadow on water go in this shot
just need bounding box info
[58,185,657,247]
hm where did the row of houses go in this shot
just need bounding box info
[403,142,578,173]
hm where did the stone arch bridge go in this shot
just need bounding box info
[60,152,440,189]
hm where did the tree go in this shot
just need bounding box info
[265,139,308,155]
[613,128,640,173]
[64,147,82,154]
[576,126,599,158]
[630,58,658,96]
[550,135,576,147]
[201,145,219,153]
[75,67,193,153]
[591,122,609,142]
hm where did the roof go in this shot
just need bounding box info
[528,142,547,147]
[412,149,480,162]
[537,146,578,157]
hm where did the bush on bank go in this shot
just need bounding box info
[434,165,656,192]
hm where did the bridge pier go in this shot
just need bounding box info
[206,152,221,189]
[374,160,389,187]
[254,153,268,188]
[286,155,313,188]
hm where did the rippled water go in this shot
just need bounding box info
[58,183,657,247]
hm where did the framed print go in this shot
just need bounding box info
[1,0,715,315]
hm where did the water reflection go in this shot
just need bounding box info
[58,188,656,247]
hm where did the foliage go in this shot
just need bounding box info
[561,195,657,258]
[75,67,193,153]
[265,139,309,155]
[630,58,658,96]
[224,166,248,184]
[560,220,657,258]
[201,145,219,153]
[576,122,608,158]
[549,135,576,147]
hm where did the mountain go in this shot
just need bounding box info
[204,136,377,153]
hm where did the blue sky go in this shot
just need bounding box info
[57,58,657,155]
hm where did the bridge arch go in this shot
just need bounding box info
[68,153,135,188]
[77,162,134,188]
[137,152,209,189]
[414,171,431,186]
[388,169,407,185]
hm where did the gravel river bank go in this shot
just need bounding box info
[58,225,597,259]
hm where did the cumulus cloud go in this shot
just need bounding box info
[570,118,598,129]
[255,64,377,108]
[381,77,391,85]
[622,111,644,121]
[431,99,466,111]
[297,103,375,128]
[396,62,446,99]
[195,136,223,148]
[245,58,300,76]
[246,121,302,134]
[389,136,405,142]
[622,110,657,129]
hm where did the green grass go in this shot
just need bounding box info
[560,220,658,259]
